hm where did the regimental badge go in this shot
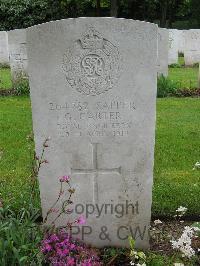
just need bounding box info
[62,27,121,96]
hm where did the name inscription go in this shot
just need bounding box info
[49,100,136,138]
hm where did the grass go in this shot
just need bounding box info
[169,67,198,89]
[153,98,200,218]
[0,68,12,89]
[178,55,185,66]
[168,56,199,89]
[0,96,34,210]
[0,96,200,218]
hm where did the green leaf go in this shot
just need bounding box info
[128,236,135,250]
[19,256,28,262]
[137,251,146,260]
[192,222,200,236]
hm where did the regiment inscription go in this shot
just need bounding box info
[49,99,136,138]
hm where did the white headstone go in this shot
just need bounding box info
[0,31,9,66]
[157,28,169,76]
[8,29,28,84]
[27,18,157,249]
[168,29,179,65]
[177,30,185,54]
[184,29,200,65]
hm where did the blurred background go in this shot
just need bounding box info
[0,0,199,31]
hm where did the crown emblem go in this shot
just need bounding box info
[80,28,104,49]
[63,27,121,96]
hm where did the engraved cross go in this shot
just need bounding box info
[71,143,121,203]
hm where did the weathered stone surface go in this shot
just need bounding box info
[0,31,9,65]
[27,17,157,249]
[7,29,28,84]
[168,29,179,65]
[184,29,200,65]
[157,28,169,76]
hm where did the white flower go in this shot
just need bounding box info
[136,263,146,266]
[176,206,187,216]
[171,226,196,258]
[193,161,200,169]
[154,219,162,225]
[174,263,184,266]
[176,206,187,213]
[130,261,135,265]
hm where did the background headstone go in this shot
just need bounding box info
[168,29,179,65]
[157,28,169,76]
[0,31,9,66]
[177,30,185,54]
[8,29,28,84]
[184,29,200,66]
[27,17,157,249]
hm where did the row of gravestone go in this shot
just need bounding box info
[0,29,28,85]
[0,27,199,86]
[0,18,198,250]
[169,29,200,66]
[159,28,200,76]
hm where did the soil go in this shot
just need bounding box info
[100,220,200,265]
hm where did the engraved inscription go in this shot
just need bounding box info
[49,99,136,138]
[62,28,121,96]
[10,42,28,79]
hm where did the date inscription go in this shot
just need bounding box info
[49,100,136,138]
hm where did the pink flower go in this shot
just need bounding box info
[59,175,70,182]
[50,234,59,242]
[41,229,101,266]
[67,257,75,265]
[56,247,69,257]
[41,243,52,252]
[62,249,69,256]
[82,261,93,266]
[56,240,68,248]
[43,239,51,244]
[56,248,63,257]
[70,243,76,250]
[76,216,86,225]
